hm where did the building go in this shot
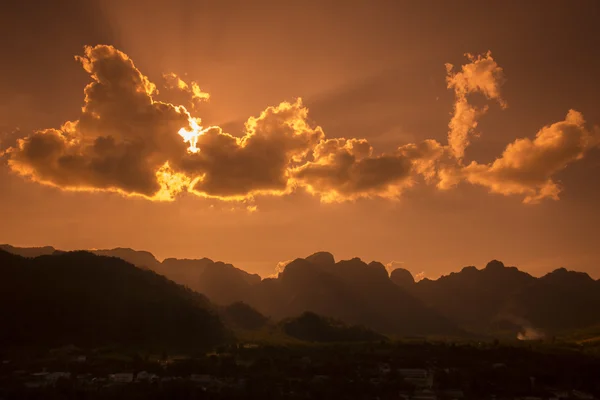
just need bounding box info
[398,368,434,389]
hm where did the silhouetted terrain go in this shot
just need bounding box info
[3,245,600,341]
[92,249,261,306]
[0,244,57,258]
[0,250,226,350]
[406,260,600,338]
[220,302,269,331]
[507,268,600,334]
[281,312,385,342]
[247,253,459,337]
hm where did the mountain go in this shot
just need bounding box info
[0,244,57,258]
[409,260,536,334]
[91,247,161,271]
[406,260,600,337]
[221,302,269,331]
[1,245,260,306]
[505,268,600,334]
[0,250,227,349]
[90,249,261,305]
[281,312,385,343]
[157,258,261,305]
[245,253,459,336]
[3,245,600,339]
[389,267,415,290]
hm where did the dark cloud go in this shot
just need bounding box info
[180,99,324,199]
[292,138,443,202]
[8,45,191,199]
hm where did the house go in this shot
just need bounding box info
[109,373,134,383]
[440,389,464,399]
[135,371,158,382]
[190,374,214,384]
[25,373,48,389]
[398,368,434,389]
[378,362,391,375]
[411,389,437,400]
[235,357,254,367]
[45,372,71,383]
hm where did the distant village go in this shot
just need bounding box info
[1,342,598,399]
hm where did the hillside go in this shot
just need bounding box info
[3,245,600,340]
[0,250,227,350]
[0,244,57,258]
[220,301,269,331]
[91,249,261,305]
[403,260,600,338]
[245,253,459,337]
[281,312,385,343]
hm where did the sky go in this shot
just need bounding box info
[1,0,599,279]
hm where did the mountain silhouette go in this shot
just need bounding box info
[0,244,57,258]
[408,260,536,334]
[3,245,600,339]
[404,260,600,337]
[245,253,459,336]
[281,311,385,343]
[90,249,261,305]
[0,249,227,350]
[220,301,269,331]
[389,267,415,290]
[91,247,160,271]
[504,268,600,334]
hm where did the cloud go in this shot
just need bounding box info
[0,129,24,162]
[517,326,545,341]
[462,110,600,203]
[7,45,192,200]
[4,46,597,205]
[414,271,427,282]
[179,99,324,199]
[163,72,210,108]
[292,138,444,202]
[6,45,324,201]
[446,51,506,160]
[385,260,405,275]
[266,259,294,279]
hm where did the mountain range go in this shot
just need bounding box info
[2,244,599,341]
[0,249,226,350]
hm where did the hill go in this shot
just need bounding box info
[404,260,600,338]
[281,312,385,343]
[408,260,535,334]
[0,250,227,350]
[2,246,261,306]
[3,245,600,340]
[505,268,600,334]
[91,249,261,305]
[220,301,269,331]
[245,253,460,337]
[0,244,57,258]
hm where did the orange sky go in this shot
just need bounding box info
[1,0,599,279]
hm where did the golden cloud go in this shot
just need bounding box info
[163,72,210,108]
[462,110,600,203]
[446,51,506,160]
[5,46,599,205]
